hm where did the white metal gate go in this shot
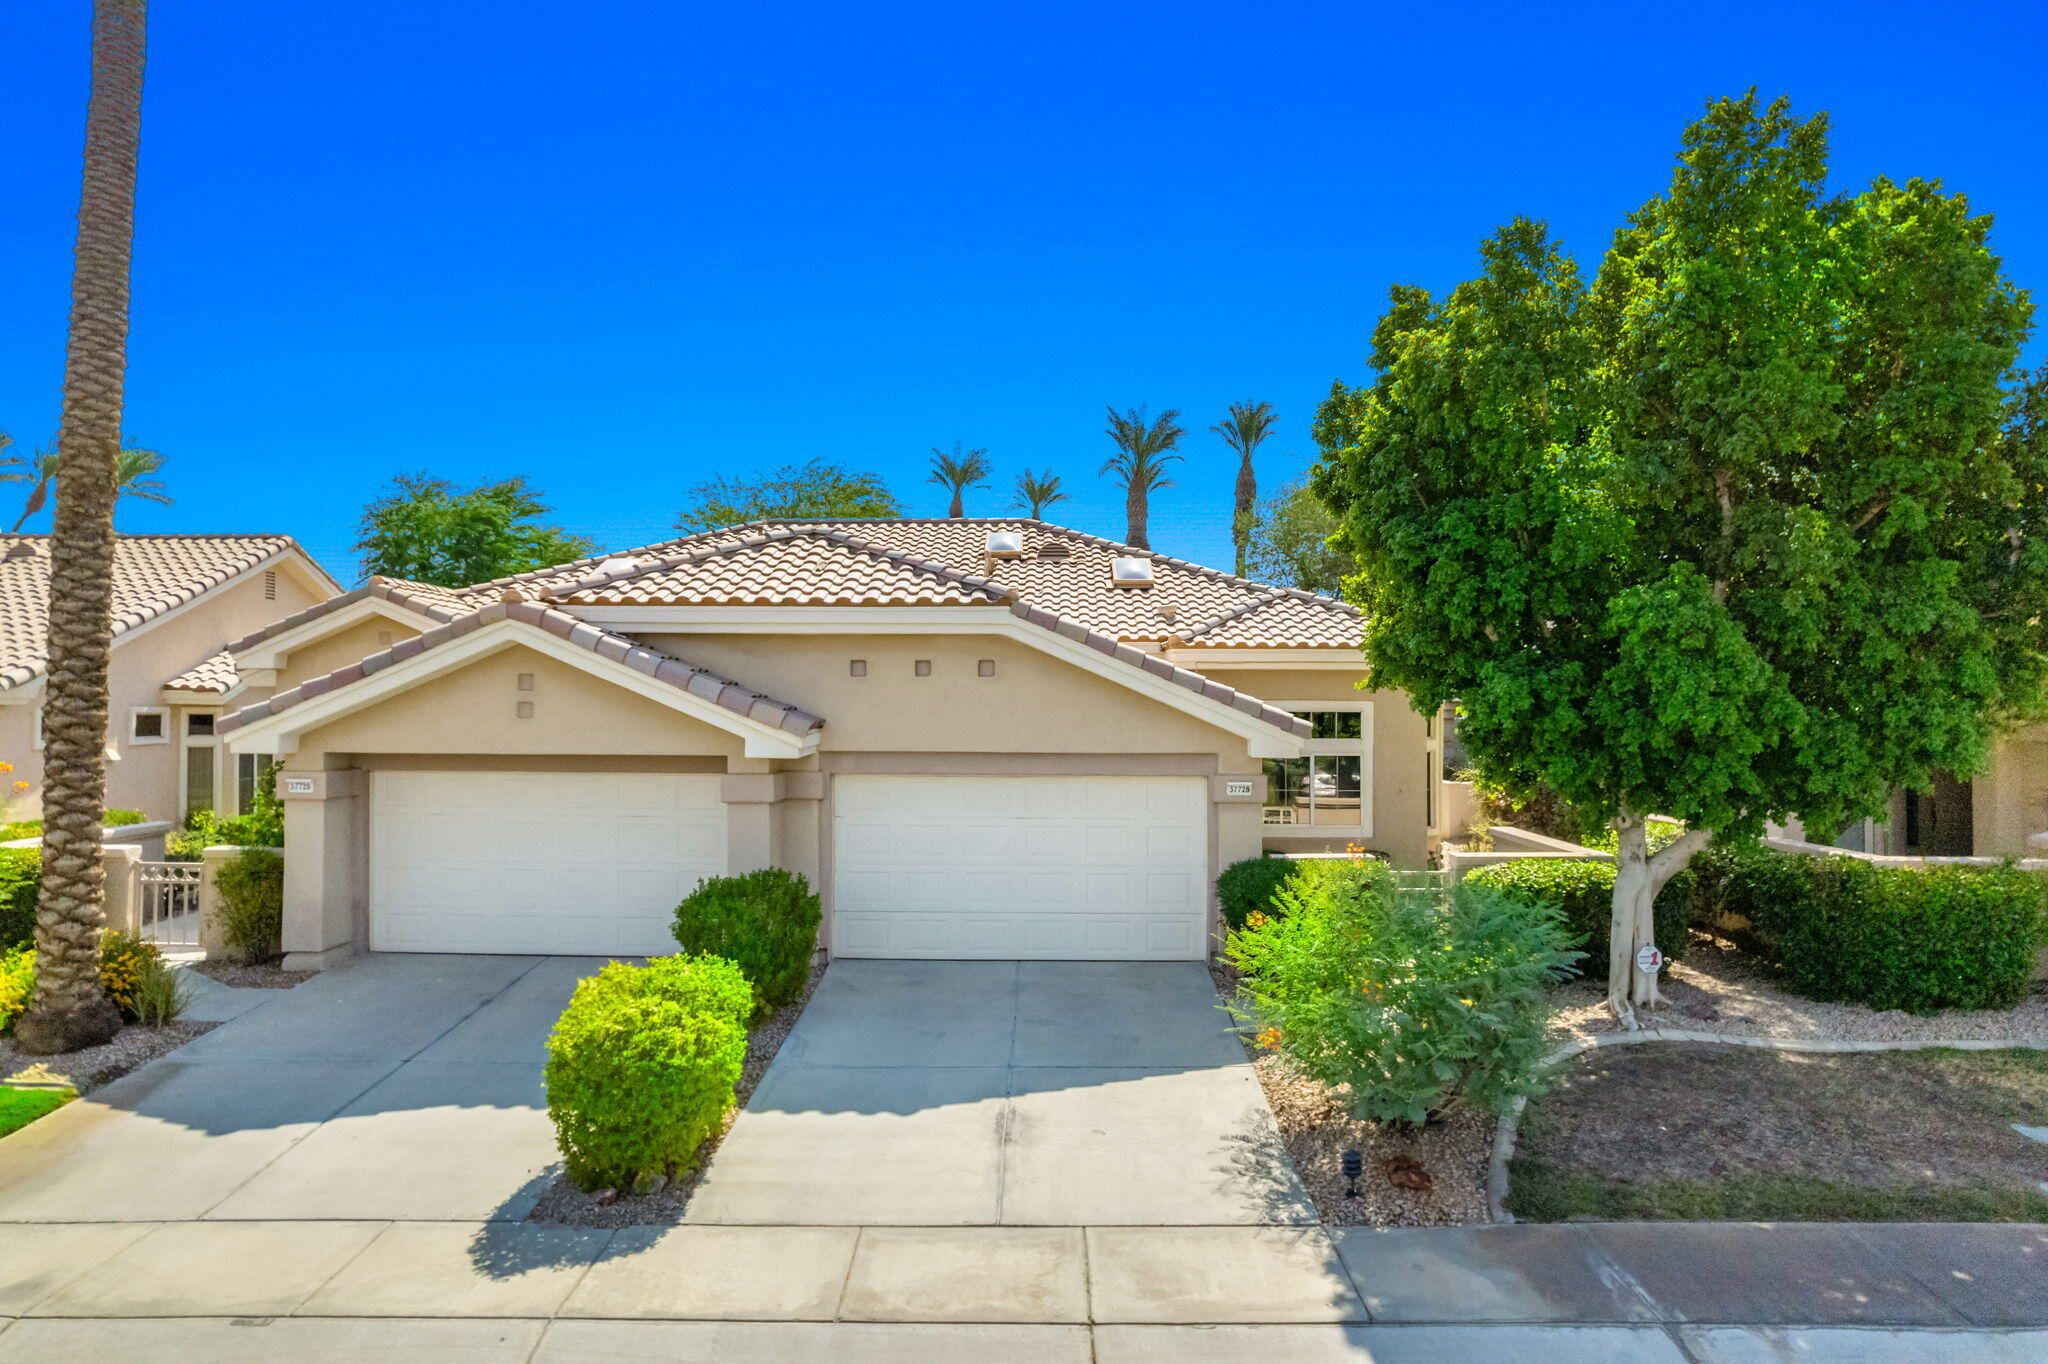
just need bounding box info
[138,860,203,948]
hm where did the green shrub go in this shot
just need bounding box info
[99,930,165,1022]
[0,848,38,951]
[1225,859,1580,1125]
[545,955,751,1192]
[672,868,820,1019]
[0,809,145,843]
[129,953,189,1027]
[1462,858,1692,977]
[1717,849,2047,1013]
[214,848,285,964]
[0,946,32,1035]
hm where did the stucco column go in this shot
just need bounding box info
[101,842,141,936]
[278,766,365,971]
[1209,772,1264,952]
[720,772,779,875]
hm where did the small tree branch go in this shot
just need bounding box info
[1646,826,1712,896]
[1850,495,1892,535]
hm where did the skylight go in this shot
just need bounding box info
[985,530,1023,556]
[1111,556,1155,586]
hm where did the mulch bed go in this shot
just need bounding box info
[1511,1042,2048,1223]
[0,1020,218,1095]
[193,958,313,990]
[1212,959,1493,1226]
[527,960,825,1228]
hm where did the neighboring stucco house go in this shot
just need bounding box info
[217,519,1442,969]
[0,534,340,825]
[1799,729,2048,859]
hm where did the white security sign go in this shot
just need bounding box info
[1635,945,1664,974]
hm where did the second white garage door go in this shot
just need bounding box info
[830,774,1209,960]
[370,770,726,956]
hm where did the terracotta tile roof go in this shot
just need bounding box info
[1175,592,1363,649]
[0,533,303,690]
[554,528,1008,607]
[217,599,824,740]
[688,518,1356,648]
[225,575,475,655]
[162,649,239,694]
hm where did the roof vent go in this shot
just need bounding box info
[1111,556,1155,588]
[596,556,640,576]
[985,530,1023,557]
[3,541,41,560]
[1037,541,1073,560]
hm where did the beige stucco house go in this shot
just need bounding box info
[216,519,1442,969]
[1802,727,2048,859]
[0,534,340,825]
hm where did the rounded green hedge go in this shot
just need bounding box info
[544,955,751,1192]
[1461,858,1692,977]
[1216,857,1304,930]
[672,868,821,1020]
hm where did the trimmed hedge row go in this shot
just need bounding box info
[1689,840,2047,1013]
[1461,858,1692,977]
[0,848,37,952]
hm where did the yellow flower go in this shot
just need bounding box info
[1246,912,1269,929]
[1255,1026,1284,1051]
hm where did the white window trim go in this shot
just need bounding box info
[1260,700,1373,838]
[179,710,223,819]
[129,707,170,746]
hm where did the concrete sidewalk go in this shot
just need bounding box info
[2,1219,2042,1356]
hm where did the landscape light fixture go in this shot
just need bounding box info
[1341,1149,1363,1198]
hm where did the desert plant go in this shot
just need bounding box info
[1101,405,1184,549]
[672,868,821,1019]
[544,955,751,1192]
[928,442,993,518]
[127,951,188,1027]
[214,848,284,964]
[1462,858,1692,976]
[1225,861,1579,1125]
[97,929,162,1022]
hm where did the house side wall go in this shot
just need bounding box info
[272,614,428,693]
[1975,726,2048,857]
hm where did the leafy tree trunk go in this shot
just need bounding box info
[14,0,147,1056]
[1605,807,1710,1029]
[1232,453,1255,576]
[1126,485,1149,550]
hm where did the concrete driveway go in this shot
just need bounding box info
[686,960,1315,1226]
[0,953,595,1225]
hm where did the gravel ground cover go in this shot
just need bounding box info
[193,959,312,990]
[0,1020,217,1094]
[1510,1042,2048,1222]
[529,960,825,1228]
[1549,930,2048,1046]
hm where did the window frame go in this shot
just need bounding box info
[1260,700,1373,838]
[128,707,170,745]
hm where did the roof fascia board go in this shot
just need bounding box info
[234,596,437,671]
[223,618,815,760]
[568,604,1306,758]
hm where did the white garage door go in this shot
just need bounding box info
[831,775,1208,960]
[370,771,726,956]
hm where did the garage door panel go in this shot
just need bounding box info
[831,775,1207,961]
[371,771,725,956]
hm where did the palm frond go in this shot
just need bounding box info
[927,441,993,490]
[1012,469,1068,518]
[1099,405,1185,490]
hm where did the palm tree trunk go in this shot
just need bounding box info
[948,488,964,518]
[1125,484,1149,550]
[14,0,148,1056]
[1232,453,1256,576]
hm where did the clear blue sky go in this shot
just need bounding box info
[2,1,2043,583]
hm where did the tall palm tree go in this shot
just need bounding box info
[1012,469,1068,520]
[928,441,992,518]
[15,0,149,1055]
[1213,400,1277,577]
[7,441,171,533]
[1101,406,1184,550]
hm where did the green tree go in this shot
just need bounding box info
[356,474,596,587]
[927,441,992,518]
[1012,468,1068,519]
[1243,481,1354,595]
[673,460,901,532]
[1213,400,1278,576]
[1102,405,1184,550]
[1314,93,2048,1025]
[17,0,150,1055]
[5,440,170,532]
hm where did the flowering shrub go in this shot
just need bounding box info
[1225,859,1579,1125]
[0,946,32,1034]
[99,930,165,1020]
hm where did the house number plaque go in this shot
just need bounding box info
[1224,780,1255,797]
[282,777,316,796]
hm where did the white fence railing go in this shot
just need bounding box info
[137,860,203,948]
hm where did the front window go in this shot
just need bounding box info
[236,753,263,815]
[1263,707,1367,829]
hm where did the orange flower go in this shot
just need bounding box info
[9,781,25,793]
[1255,1026,1284,1051]
[1246,912,1269,929]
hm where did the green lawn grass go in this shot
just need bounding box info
[1510,1163,2048,1224]
[0,1085,73,1138]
